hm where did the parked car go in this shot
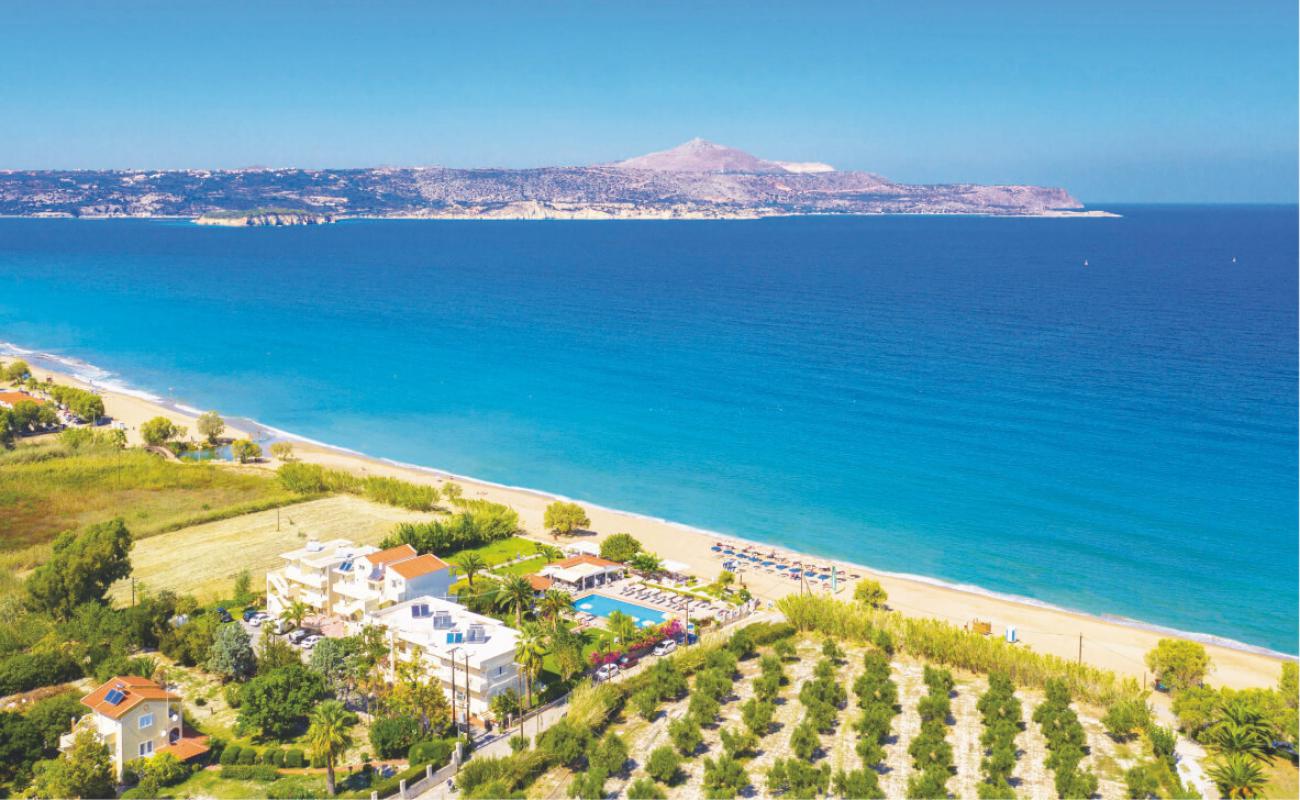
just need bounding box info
[302,634,322,648]
[242,608,258,622]
[594,663,620,682]
[616,653,639,669]
[652,640,677,657]
[287,629,309,644]
[248,616,263,627]
[216,607,233,623]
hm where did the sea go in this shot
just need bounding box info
[0,207,1295,655]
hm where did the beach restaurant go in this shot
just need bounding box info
[539,554,624,591]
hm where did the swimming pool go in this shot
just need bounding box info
[575,594,673,628]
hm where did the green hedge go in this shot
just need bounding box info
[219,764,281,781]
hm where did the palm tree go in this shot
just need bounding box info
[1208,753,1267,799]
[607,610,639,649]
[1211,700,1273,759]
[538,589,574,625]
[534,543,564,562]
[306,700,354,796]
[455,552,488,588]
[495,575,536,628]
[514,622,549,709]
[279,600,310,631]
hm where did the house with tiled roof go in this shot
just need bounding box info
[268,539,454,622]
[60,676,208,777]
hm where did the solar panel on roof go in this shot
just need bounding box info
[104,689,126,705]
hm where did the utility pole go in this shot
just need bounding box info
[1077,634,1083,664]
[131,577,136,607]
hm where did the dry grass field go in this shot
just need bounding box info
[109,494,435,603]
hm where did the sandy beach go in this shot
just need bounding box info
[14,360,1291,694]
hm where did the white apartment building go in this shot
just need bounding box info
[266,538,377,618]
[369,596,521,720]
[330,544,454,619]
[266,540,454,621]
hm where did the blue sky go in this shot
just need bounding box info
[2,1,1295,201]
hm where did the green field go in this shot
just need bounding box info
[0,440,304,551]
[454,535,543,566]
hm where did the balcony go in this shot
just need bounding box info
[283,567,329,589]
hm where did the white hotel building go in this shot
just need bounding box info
[369,596,521,720]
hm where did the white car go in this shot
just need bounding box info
[594,663,620,682]
[652,640,677,657]
[301,635,322,648]
[248,617,262,627]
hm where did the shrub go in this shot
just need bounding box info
[834,767,883,799]
[568,767,608,800]
[598,533,642,562]
[669,716,702,756]
[370,715,422,759]
[627,777,667,799]
[265,747,285,767]
[408,738,454,767]
[701,754,748,799]
[0,651,82,695]
[219,744,242,766]
[219,764,281,781]
[536,719,591,767]
[645,745,681,785]
[633,688,659,721]
[1103,696,1152,741]
[790,720,820,760]
[237,747,257,765]
[589,732,628,775]
[508,735,529,753]
[283,748,305,768]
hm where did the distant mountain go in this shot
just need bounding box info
[613,138,835,175]
[0,140,1097,220]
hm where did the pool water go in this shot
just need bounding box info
[575,593,673,628]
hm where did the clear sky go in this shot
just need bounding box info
[2,1,1296,202]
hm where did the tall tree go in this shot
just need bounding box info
[26,518,132,619]
[279,600,311,631]
[140,416,185,447]
[607,611,639,649]
[306,700,354,796]
[494,575,535,628]
[514,623,549,708]
[195,410,225,443]
[1208,753,1266,799]
[454,553,488,588]
[385,656,451,736]
[543,501,590,538]
[27,728,115,800]
[207,622,257,681]
[237,664,329,739]
[538,589,574,625]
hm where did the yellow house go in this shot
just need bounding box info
[61,676,209,778]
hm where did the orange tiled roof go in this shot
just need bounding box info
[0,391,43,406]
[365,544,419,566]
[389,553,448,580]
[156,734,210,762]
[527,574,555,591]
[82,676,180,720]
[554,554,621,569]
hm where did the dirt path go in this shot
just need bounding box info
[881,660,925,797]
[1013,693,1054,800]
[951,676,987,800]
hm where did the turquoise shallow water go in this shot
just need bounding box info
[0,207,1295,653]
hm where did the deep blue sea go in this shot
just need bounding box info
[1,208,1295,653]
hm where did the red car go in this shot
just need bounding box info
[617,653,639,669]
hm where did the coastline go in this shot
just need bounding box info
[2,340,1290,693]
